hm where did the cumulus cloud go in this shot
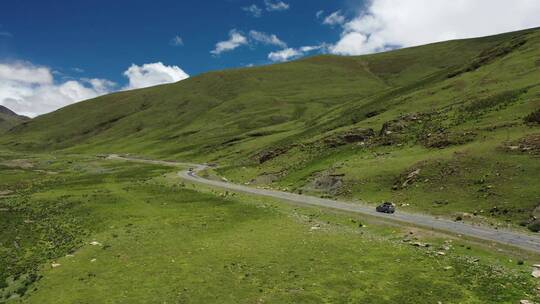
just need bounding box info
[0,62,53,84]
[0,61,190,117]
[265,0,289,11]
[170,35,184,46]
[211,30,248,55]
[242,4,262,17]
[268,48,301,62]
[330,0,540,55]
[323,10,345,26]
[212,30,287,55]
[249,30,287,48]
[268,44,326,62]
[316,10,324,19]
[0,62,115,117]
[123,62,189,90]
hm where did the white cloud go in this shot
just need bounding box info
[316,10,324,19]
[0,31,12,38]
[123,62,189,90]
[268,48,302,62]
[265,0,289,11]
[268,44,326,62]
[330,0,540,55]
[249,30,287,48]
[211,29,248,55]
[323,10,345,26]
[0,62,115,117]
[170,35,184,46]
[0,62,53,84]
[0,61,190,117]
[242,4,262,17]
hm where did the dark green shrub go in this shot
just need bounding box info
[524,109,540,124]
[527,219,540,232]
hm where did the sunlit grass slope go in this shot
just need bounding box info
[2,27,540,227]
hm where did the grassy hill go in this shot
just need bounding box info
[0,106,29,133]
[2,27,540,303]
[2,27,540,228]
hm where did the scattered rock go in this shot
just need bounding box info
[256,146,293,164]
[305,171,344,195]
[0,159,34,169]
[520,300,534,304]
[90,258,97,263]
[441,245,451,251]
[0,190,13,197]
[532,268,540,278]
[310,224,321,231]
[504,133,540,155]
[250,172,281,185]
[323,128,375,147]
[51,263,61,268]
[433,200,449,206]
[411,242,430,248]
[89,241,102,246]
[401,169,421,188]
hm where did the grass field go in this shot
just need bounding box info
[2,28,540,303]
[1,151,540,303]
[1,28,539,229]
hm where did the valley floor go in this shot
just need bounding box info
[1,151,540,303]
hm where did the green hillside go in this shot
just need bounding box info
[0,106,29,133]
[2,27,540,228]
[2,27,540,303]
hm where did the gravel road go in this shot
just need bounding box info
[109,155,540,253]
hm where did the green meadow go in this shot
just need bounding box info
[1,27,540,302]
[1,152,539,303]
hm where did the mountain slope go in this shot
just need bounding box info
[0,105,29,133]
[2,28,530,155]
[1,27,540,228]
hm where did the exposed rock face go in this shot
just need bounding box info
[250,172,282,185]
[534,205,540,218]
[256,145,294,164]
[393,168,421,190]
[379,113,437,135]
[504,133,540,155]
[323,128,375,148]
[423,131,476,148]
[303,171,345,196]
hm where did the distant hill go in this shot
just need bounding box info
[3,28,537,155]
[1,27,539,227]
[0,105,29,133]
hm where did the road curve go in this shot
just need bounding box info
[109,155,540,254]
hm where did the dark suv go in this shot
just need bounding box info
[376,202,396,214]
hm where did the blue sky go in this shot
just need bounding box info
[0,0,359,84]
[1,0,540,117]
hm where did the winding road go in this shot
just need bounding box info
[109,154,540,254]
